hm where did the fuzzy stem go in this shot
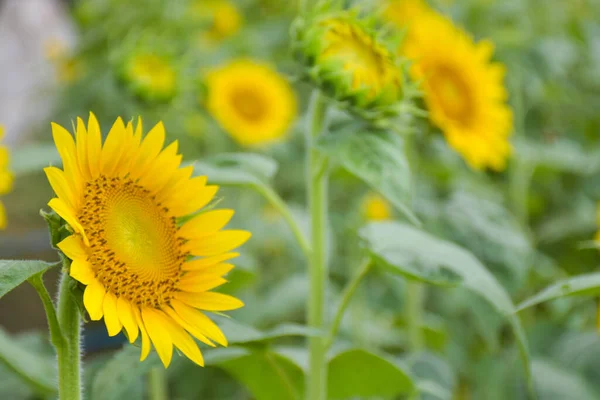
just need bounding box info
[406,281,425,351]
[149,367,168,400]
[29,272,65,352]
[326,259,371,349]
[306,91,329,400]
[56,271,82,400]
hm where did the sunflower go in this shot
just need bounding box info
[401,13,513,170]
[123,53,176,101]
[192,0,242,45]
[383,0,434,30]
[205,60,297,147]
[0,126,12,229]
[361,192,392,221]
[45,114,250,367]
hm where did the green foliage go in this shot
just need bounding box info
[0,260,58,299]
[517,272,600,310]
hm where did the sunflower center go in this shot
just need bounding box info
[230,87,268,122]
[79,176,187,307]
[428,65,474,127]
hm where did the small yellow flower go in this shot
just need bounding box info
[0,126,13,229]
[362,193,392,221]
[44,38,82,84]
[205,60,297,147]
[123,53,177,101]
[383,0,434,30]
[193,0,242,45]
[402,13,513,170]
[45,114,250,367]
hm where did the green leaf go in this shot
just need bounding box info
[193,153,278,187]
[532,359,598,400]
[359,222,533,391]
[219,349,304,400]
[515,137,600,174]
[11,144,60,176]
[214,316,320,345]
[317,128,419,225]
[517,272,600,311]
[405,352,455,400]
[0,260,58,299]
[0,328,57,396]
[327,348,414,399]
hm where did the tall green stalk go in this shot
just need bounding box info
[306,91,329,400]
[56,271,82,400]
[406,281,424,351]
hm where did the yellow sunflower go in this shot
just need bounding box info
[383,0,434,30]
[205,60,297,147]
[123,53,176,101]
[318,17,402,102]
[192,0,242,45]
[361,192,392,221]
[45,114,250,367]
[402,13,513,170]
[0,126,13,229]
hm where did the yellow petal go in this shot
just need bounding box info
[48,198,88,244]
[103,292,123,336]
[165,179,218,217]
[0,202,6,230]
[138,141,182,194]
[175,292,244,311]
[170,299,228,346]
[57,235,88,260]
[159,311,204,367]
[117,296,139,343]
[178,275,227,293]
[51,122,82,194]
[130,121,165,180]
[83,279,106,321]
[44,167,78,210]
[163,306,216,348]
[155,165,194,204]
[178,210,234,240]
[182,253,239,272]
[87,113,103,178]
[69,259,94,285]
[76,117,91,180]
[101,117,128,176]
[133,307,151,361]
[142,308,173,368]
[184,230,251,257]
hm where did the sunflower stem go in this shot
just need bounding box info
[149,367,169,400]
[326,259,371,350]
[306,90,329,400]
[56,270,82,400]
[406,281,425,351]
[257,185,312,258]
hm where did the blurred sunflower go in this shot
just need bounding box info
[123,53,176,102]
[402,13,513,170]
[205,60,297,147]
[193,0,242,46]
[383,0,433,30]
[45,114,250,367]
[318,17,402,102]
[361,192,392,221]
[0,126,12,229]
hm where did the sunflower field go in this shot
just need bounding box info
[1,0,600,399]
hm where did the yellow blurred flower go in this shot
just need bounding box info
[44,38,82,84]
[318,17,401,102]
[383,0,434,29]
[362,193,392,221]
[0,126,13,229]
[402,13,513,171]
[205,60,297,147]
[193,0,242,46]
[45,114,250,367]
[124,53,176,101]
